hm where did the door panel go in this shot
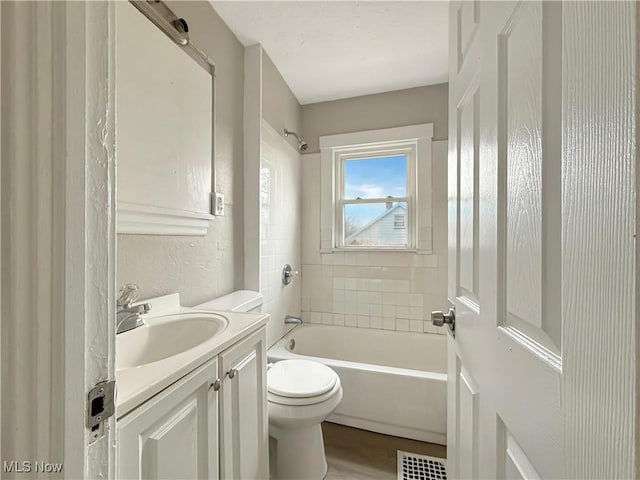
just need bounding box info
[502,428,543,480]
[456,1,479,71]
[498,1,562,355]
[143,401,200,479]
[457,367,479,480]
[447,1,636,479]
[503,2,543,332]
[219,328,268,480]
[117,359,219,480]
[457,87,480,304]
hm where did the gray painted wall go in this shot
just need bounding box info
[301,83,448,153]
[117,1,245,306]
[262,51,302,137]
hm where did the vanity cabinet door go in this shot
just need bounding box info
[117,358,220,480]
[219,327,268,480]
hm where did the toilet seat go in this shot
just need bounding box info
[268,380,341,406]
[267,360,339,406]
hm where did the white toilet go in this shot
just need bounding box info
[268,359,343,480]
[196,290,342,480]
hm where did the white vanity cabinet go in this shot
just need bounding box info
[117,358,220,480]
[219,328,268,480]
[117,326,268,480]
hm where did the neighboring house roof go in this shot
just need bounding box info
[346,203,407,245]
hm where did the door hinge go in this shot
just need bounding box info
[87,380,116,441]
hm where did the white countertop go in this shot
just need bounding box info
[116,293,269,417]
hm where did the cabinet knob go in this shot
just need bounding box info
[227,368,237,379]
[211,378,221,391]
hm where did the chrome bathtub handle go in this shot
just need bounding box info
[282,264,299,285]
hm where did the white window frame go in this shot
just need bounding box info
[320,124,434,253]
[335,145,416,249]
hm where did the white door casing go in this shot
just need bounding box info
[447,1,636,479]
[1,1,116,478]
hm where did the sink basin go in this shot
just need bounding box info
[117,312,228,370]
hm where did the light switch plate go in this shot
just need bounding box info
[212,192,224,216]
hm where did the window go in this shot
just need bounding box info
[320,124,434,252]
[338,152,413,248]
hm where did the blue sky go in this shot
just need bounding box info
[344,155,407,225]
[345,155,407,199]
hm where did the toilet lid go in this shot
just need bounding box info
[267,360,338,398]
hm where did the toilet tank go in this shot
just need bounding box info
[195,290,263,313]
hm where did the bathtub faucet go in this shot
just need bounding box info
[284,315,302,325]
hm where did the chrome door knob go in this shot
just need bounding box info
[431,307,455,329]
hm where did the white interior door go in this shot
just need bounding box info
[1,2,116,478]
[446,1,636,478]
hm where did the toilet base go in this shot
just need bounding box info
[269,423,328,480]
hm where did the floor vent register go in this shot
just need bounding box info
[397,451,447,480]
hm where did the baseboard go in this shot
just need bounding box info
[327,413,447,446]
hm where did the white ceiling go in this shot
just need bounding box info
[210,1,449,105]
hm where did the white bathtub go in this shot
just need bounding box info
[268,324,447,445]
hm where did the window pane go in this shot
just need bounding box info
[344,201,408,247]
[344,155,407,199]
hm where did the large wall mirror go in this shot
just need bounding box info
[116,1,215,235]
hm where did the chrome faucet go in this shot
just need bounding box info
[116,284,151,334]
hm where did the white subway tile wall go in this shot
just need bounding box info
[260,123,302,347]
[300,142,449,335]
[301,259,447,334]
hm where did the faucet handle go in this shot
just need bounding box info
[118,283,141,307]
